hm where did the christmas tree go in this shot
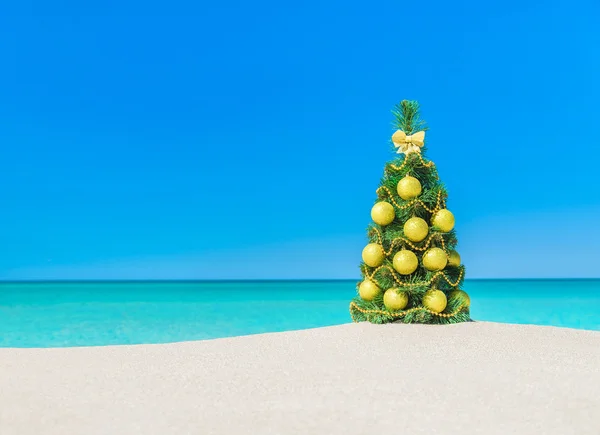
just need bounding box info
[349,100,471,324]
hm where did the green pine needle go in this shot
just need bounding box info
[392,100,428,134]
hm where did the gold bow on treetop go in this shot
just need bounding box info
[392,129,426,155]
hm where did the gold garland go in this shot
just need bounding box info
[349,301,467,322]
[377,186,443,214]
[369,227,447,254]
[387,154,435,171]
[361,265,464,288]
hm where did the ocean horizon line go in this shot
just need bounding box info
[1,277,600,284]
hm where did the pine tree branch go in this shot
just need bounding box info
[392,100,428,134]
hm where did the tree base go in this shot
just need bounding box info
[349,298,471,325]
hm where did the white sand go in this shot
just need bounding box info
[1,322,599,435]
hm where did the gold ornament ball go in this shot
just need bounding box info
[422,289,447,313]
[422,247,448,271]
[359,280,381,301]
[371,201,395,226]
[449,290,470,308]
[397,175,422,200]
[448,250,461,267]
[403,217,429,242]
[432,209,455,233]
[362,243,385,267]
[392,249,418,275]
[384,288,408,311]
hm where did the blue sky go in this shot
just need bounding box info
[1,0,599,280]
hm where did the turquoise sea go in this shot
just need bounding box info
[1,280,599,347]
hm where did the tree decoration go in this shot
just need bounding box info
[448,290,470,308]
[403,217,429,242]
[392,130,426,155]
[448,250,461,267]
[371,201,395,226]
[422,289,447,313]
[384,288,409,311]
[359,280,381,301]
[392,249,418,275]
[397,175,422,200]
[422,247,448,271]
[432,209,455,233]
[350,100,470,324]
[362,243,385,267]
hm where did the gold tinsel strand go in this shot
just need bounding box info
[376,186,443,214]
[439,234,446,251]
[349,301,467,322]
[370,227,448,254]
[361,265,464,288]
[386,154,435,172]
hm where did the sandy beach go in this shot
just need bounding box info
[1,322,599,435]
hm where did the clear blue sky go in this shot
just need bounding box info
[1,0,599,280]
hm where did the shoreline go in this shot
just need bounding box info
[3,277,600,283]
[2,320,598,350]
[2,322,599,434]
